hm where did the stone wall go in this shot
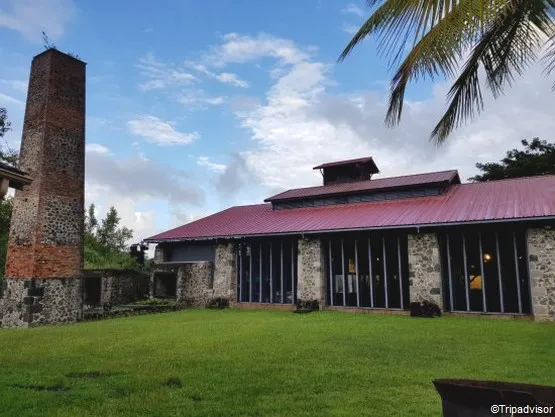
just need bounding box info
[177,262,213,307]
[213,243,236,300]
[407,233,443,309]
[0,49,86,327]
[154,245,166,263]
[527,228,555,321]
[297,237,325,307]
[1,278,82,327]
[83,269,150,306]
[151,262,214,307]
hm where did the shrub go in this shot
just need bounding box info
[207,297,230,309]
[410,300,442,318]
[295,300,319,313]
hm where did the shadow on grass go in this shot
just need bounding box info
[9,383,70,392]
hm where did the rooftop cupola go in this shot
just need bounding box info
[313,156,380,186]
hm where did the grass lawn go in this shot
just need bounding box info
[0,310,554,417]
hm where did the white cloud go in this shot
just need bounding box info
[0,92,24,107]
[341,24,359,35]
[0,0,75,42]
[214,72,249,88]
[209,33,555,199]
[136,53,198,91]
[127,115,199,146]
[185,61,249,88]
[177,90,226,108]
[0,79,27,93]
[197,156,227,173]
[341,3,365,18]
[205,96,226,105]
[202,33,312,67]
[85,143,112,155]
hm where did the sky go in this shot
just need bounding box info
[1,0,555,245]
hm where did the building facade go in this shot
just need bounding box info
[146,157,555,321]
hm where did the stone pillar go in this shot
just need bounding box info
[297,237,325,308]
[408,233,443,309]
[213,242,236,300]
[176,262,213,307]
[153,244,167,264]
[0,49,86,327]
[527,228,555,322]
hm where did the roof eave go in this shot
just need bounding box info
[0,168,32,189]
[143,215,555,243]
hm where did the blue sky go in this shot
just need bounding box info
[2,0,555,243]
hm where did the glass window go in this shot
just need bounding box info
[440,227,531,314]
[464,231,484,312]
[370,235,386,308]
[357,238,371,307]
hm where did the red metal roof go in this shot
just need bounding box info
[313,156,378,170]
[265,169,460,202]
[146,174,555,242]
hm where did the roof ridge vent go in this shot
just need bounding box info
[313,156,380,186]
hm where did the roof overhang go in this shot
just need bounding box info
[144,215,555,243]
[0,165,32,197]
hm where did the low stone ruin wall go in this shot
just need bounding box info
[83,269,150,306]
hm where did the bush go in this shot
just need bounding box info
[295,300,319,313]
[207,297,230,309]
[410,300,442,318]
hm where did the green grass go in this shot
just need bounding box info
[0,310,554,417]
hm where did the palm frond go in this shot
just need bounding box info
[384,1,483,126]
[431,0,552,143]
[340,0,555,143]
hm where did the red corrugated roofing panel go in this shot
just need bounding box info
[265,170,460,202]
[146,175,555,241]
[313,156,377,170]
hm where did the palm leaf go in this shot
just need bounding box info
[432,0,553,143]
[339,0,555,143]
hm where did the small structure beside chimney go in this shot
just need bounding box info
[0,162,31,199]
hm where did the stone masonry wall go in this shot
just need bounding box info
[1,278,82,327]
[83,269,150,306]
[154,245,166,264]
[0,49,86,327]
[408,233,443,309]
[6,50,86,280]
[297,237,325,307]
[213,243,236,300]
[151,262,214,307]
[527,228,555,321]
[177,262,213,307]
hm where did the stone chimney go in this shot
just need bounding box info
[0,49,86,327]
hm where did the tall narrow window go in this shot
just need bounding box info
[440,227,530,315]
[464,231,483,312]
[271,242,281,303]
[357,238,371,307]
[329,239,344,306]
[343,238,357,307]
[384,234,401,309]
[370,235,386,308]
[282,239,293,304]
[481,233,501,313]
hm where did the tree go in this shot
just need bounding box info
[85,203,98,235]
[0,108,18,166]
[96,206,133,252]
[340,1,555,143]
[0,198,12,279]
[469,137,555,181]
[84,204,141,271]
